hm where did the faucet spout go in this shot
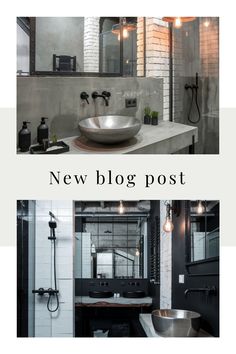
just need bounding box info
[184,286,217,297]
[92,91,111,106]
[103,96,109,106]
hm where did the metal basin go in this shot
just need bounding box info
[152,309,201,337]
[78,115,142,144]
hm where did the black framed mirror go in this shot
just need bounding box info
[185,200,219,275]
[29,17,145,77]
[74,215,147,279]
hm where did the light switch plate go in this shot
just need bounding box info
[179,274,185,283]
[125,98,137,108]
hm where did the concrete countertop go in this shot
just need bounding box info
[75,296,152,305]
[139,314,212,337]
[63,121,198,154]
[19,121,197,154]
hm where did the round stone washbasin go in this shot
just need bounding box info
[78,115,141,144]
[152,309,201,337]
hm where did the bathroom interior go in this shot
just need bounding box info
[17,16,219,154]
[17,199,219,337]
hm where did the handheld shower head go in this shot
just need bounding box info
[49,221,57,229]
[48,218,57,240]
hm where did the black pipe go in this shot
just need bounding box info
[185,72,201,124]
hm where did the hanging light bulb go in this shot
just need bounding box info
[174,17,182,28]
[197,200,204,214]
[135,248,140,256]
[123,28,129,39]
[112,17,136,41]
[163,216,174,233]
[203,19,210,28]
[119,200,124,214]
[117,28,129,41]
[162,17,196,29]
[163,202,174,233]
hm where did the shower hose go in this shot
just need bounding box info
[47,236,59,312]
[187,86,201,124]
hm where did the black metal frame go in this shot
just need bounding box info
[79,215,145,279]
[29,17,145,77]
[189,135,195,154]
[17,200,29,337]
[185,201,219,275]
[149,215,160,284]
[17,17,30,36]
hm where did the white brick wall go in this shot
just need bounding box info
[137,17,145,76]
[74,232,91,278]
[160,200,172,309]
[173,26,185,122]
[34,200,73,337]
[138,18,170,120]
[84,17,99,72]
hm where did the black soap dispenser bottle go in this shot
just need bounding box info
[18,121,31,152]
[37,117,49,144]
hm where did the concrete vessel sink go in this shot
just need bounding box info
[78,115,142,144]
[152,309,201,337]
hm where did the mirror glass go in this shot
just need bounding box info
[34,17,144,76]
[189,200,219,262]
[75,216,147,279]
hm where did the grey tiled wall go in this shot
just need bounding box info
[17,76,163,144]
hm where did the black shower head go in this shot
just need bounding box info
[49,221,57,229]
[49,211,57,220]
[48,220,57,240]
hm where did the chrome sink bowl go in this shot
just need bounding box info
[152,309,201,337]
[78,115,142,144]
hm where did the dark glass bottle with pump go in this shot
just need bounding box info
[18,121,31,152]
[37,117,49,144]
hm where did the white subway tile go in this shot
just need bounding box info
[35,326,52,337]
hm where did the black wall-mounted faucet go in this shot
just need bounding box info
[184,286,217,297]
[80,91,89,104]
[92,91,111,106]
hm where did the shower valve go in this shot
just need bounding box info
[32,287,45,296]
[32,288,59,296]
[185,83,192,90]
